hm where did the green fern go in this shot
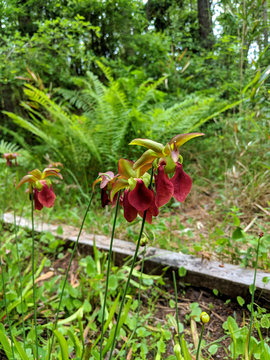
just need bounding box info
[0,139,20,154]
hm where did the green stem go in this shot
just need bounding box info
[248,233,262,353]
[173,271,182,356]
[196,324,205,360]
[13,190,26,349]
[107,167,154,360]
[122,246,147,359]
[47,192,94,360]
[31,194,39,360]
[99,193,120,360]
[0,257,15,359]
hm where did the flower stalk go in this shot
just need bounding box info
[47,192,94,360]
[173,271,183,357]
[100,192,121,360]
[107,167,154,360]
[0,257,15,359]
[248,232,264,353]
[31,194,39,360]
[196,312,210,360]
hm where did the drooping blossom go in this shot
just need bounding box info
[17,168,62,210]
[94,159,158,224]
[3,153,20,167]
[129,133,204,207]
[95,133,203,223]
[93,171,118,208]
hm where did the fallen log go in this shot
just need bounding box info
[3,213,270,301]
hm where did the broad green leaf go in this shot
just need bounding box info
[53,330,69,360]
[0,330,13,360]
[129,138,164,153]
[169,133,204,148]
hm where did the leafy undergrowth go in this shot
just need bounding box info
[0,225,270,359]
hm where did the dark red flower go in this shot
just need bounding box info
[3,153,19,167]
[33,183,56,210]
[122,181,158,224]
[170,163,192,203]
[101,186,110,208]
[155,162,192,207]
[128,180,154,212]
[37,183,56,208]
[123,190,138,222]
[155,162,174,207]
[33,189,43,210]
[17,168,62,211]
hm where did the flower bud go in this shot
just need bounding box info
[200,312,210,324]
[140,233,149,247]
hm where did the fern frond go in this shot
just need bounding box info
[0,139,20,154]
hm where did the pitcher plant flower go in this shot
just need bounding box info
[17,168,63,210]
[3,153,20,167]
[94,159,158,224]
[129,133,204,207]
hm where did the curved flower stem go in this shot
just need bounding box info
[248,232,263,353]
[173,271,182,356]
[47,192,94,360]
[107,167,154,360]
[0,257,15,359]
[99,193,121,360]
[13,190,26,349]
[196,324,205,360]
[31,195,39,360]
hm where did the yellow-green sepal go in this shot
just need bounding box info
[118,158,136,179]
[129,138,164,154]
[16,174,35,189]
[169,133,204,148]
[110,179,128,201]
[133,149,159,171]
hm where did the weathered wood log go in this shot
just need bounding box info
[3,213,270,300]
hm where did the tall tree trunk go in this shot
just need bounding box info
[197,0,214,49]
[263,0,268,49]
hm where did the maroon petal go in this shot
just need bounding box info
[123,190,138,222]
[101,187,110,208]
[37,184,56,208]
[139,193,159,224]
[170,163,192,202]
[139,210,153,224]
[128,179,154,212]
[155,163,174,207]
[33,189,43,210]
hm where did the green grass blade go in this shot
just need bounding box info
[67,329,82,358]
[53,330,69,360]
[102,298,132,356]
[0,330,13,360]
[180,335,192,360]
[13,337,29,360]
